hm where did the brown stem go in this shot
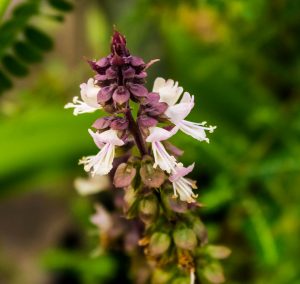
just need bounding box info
[126,109,147,156]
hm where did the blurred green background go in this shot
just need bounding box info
[0,0,299,283]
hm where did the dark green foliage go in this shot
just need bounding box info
[0,70,12,92]
[12,2,39,17]
[13,41,43,63]
[24,26,54,51]
[2,55,29,77]
[48,0,73,12]
[0,0,73,94]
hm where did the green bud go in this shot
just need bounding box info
[113,163,136,188]
[173,228,197,251]
[149,232,171,256]
[139,196,159,225]
[192,218,208,245]
[206,245,231,259]
[140,155,166,188]
[151,268,172,284]
[203,262,225,284]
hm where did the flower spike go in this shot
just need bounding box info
[65,29,228,284]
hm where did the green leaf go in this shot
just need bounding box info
[13,2,39,17]
[243,199,279,266]
[2,55,28,77]
[13,41,43,63]
[0,20,21,51]
[24,26,54,51]
[0,70,12,92]
[48,0,73,12]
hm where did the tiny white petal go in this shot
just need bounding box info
[153,77,184,106]
[65,78,101,115]
[90,204,112,232]
[74,175,110,196]
[88,129,124,147]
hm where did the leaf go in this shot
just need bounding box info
[48,0,73,12]
[0,70,12,92]
[24,26,54,51]
[2,55,28,77]
[13,2,39,17]
[13,41,43,63]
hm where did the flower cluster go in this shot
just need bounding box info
[65,30,215,204]
[65,30,229,284]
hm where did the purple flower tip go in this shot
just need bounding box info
[111,30,129,57]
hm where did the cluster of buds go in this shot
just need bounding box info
[65,30,229,284]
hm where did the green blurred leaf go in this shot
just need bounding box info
[42,249,116,282]
[0,69,12,92]
[24,26,54,51]
[13,2,39,17]
[243,199,279,266]
[13,41,43,63]
[1,55,28,77]
[48,0,73,12]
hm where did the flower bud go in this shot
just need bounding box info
[112,86,130,105]
[148,232,171,256]
[113,163,136,188]
[205,245,231,259]
[145,101,168,116]
[173,227,197,251]
[97,85,116,104]
[105,66,117,79]
[123,186,136,215]
[122,66,135,79]
[139,195,159,225]
[137,115,157,128]
[192,218,208,245]
[110,117,129,130]
[151,268,172,284]
[92,116,114,129]
[140,155,166,188]
[128,83,148,98]
[130,56,145,67]
[203,262,225,284]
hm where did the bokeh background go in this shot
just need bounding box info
[0,0,299,283]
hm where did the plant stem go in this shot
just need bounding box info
[126,109,147,156]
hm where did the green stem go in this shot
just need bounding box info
[0,0,10,23]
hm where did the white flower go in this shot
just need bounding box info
[153,78,216,143]
[153,77,183,106]
[169,163,198,203]
[64,78,101,115]
[74,175,110,196]
[79,129,124,176]
[90,204,112,232]
[146,127,178,173]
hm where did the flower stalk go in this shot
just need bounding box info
[65,29,230,284]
